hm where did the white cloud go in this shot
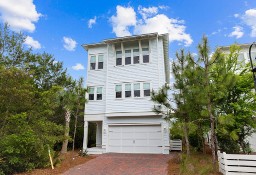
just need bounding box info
[234,14,239,18]
[88,16,96,28]
[229,26,244,39]
[158,5,169,10]
[72,63,85,70]
[110,5,136,37]
[0,0,41,32]
[24,36,41,49]
[241,8,256,37]
[135,14,192,46]
[63,37,77,51]
[138,6,158,19]
[110,5,192,46]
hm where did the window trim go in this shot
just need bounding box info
[133,83,141,98]
[96,87,103,100]
[88,86,104,101]
[88,54,104,71]
[114,82,151,100]
[125,49,132,65]
[125,83,132,98]
[142,47,150,64]
[115,84,122,99]
[89,55,96,70]
[98,54,104,69]
[116,50,123,66]
[114,40,150,67]
[88,87,95,101]
[143,82,151,97]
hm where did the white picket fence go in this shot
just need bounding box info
[170,139,182,151]
[217,151,256,175]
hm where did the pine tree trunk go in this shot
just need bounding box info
[61,109,71,154]
[183,121,190,155]
[209,103,217,168]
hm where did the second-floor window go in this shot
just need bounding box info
[125,50,131,65]
[142,48,149,63]
[89,87,94,100]
[115,85,122,98]
[125,84,131,98]
[90,55,96,70]
[143,83,150,96]
[98,55,104,69]
[97,87,103,100]
[116,51,122,66]
[133,49,140,64]
[134,83,140,97]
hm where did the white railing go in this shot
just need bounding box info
[170,139,182,151]
[217,151,256,175]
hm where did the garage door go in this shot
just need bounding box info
[108,125,162,154]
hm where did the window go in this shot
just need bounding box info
[125,50,131,65]
[125,84,131,98]
[115,85,122,98]
[133,49,140,64]
[97,87,102,100]
[90,55,96,70]
[116,51,122,66]
[142,48,149,63]
[98,55,104,69]
[143,83,150,97]
[134,83,140,97]
[89,87,94,100]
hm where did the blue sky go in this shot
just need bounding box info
[0,0,256,80]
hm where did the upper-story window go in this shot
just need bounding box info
[98,55,104,69]
[115,85,122,98]
[125,84,131,98]
[97,87,103,100]
[142,48,149,63]
[143,83,150,96]
[88,86,103,100]
[90,55,96,70]
[133,49,140,64]
[134,83,140,97]
[116,51,122,66]
[89,87,94,100]
[125,50,131,65]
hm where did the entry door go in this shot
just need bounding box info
[108,125,162,154]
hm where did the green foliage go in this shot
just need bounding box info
[152,36,255,159]
[217,62,256,153]
[0,24,87,174]
[0,114,55,174]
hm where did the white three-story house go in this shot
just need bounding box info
[82,33,170,154]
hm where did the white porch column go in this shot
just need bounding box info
[96,122,102,147]
[82,121,88,152]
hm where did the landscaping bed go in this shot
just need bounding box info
[16,151,95,175]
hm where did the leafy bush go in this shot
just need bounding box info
[0,113,61,174]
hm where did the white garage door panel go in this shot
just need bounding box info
[108,125,163,154]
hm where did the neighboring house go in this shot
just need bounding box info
[82,33,170,154]
[220,44,256,152]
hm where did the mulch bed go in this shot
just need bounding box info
[16,151,95,175]
[168,152,180,175]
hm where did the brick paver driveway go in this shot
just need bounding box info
[63,153,175,175]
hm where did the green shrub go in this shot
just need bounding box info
[0,113,61,174]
